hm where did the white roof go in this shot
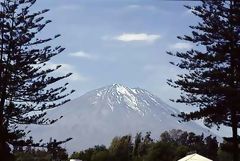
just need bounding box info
[178,153,213,161]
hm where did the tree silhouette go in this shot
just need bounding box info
[167,1,240,161]
[0,0,74,160]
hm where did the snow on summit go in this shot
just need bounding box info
[89,83,164,115]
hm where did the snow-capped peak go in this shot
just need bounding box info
[103,84,141,113]
[83,83,179,117]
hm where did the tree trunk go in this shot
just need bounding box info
[0,94,11,160]
[0,141,14,161]
[231,110,239,161]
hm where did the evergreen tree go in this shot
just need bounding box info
[109,135,133,161]
[47,138,71,161]
[167,1,240,161]
[138,132,153,157]
[145,142,176,161]
[204,135,218,161]
[133,132,142,157]
[0,0,74,160]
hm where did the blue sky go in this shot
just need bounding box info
[30,0,236,138]
[35,0,199,111]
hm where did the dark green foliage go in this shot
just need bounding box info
[70,145,108,161]
[175,145,189,159]
[218,149,238,161]
[186,132,205,154]
[91,150,110,161]
[109,135,133,161]
[14,149,52,161]
[167,1,240,160]
[0,0,74,159]
[70,152,80,160]
[161,129,188,145]
[160,131,172,143]
[70,130,219,161]
[72,149,94,161]
[219,137,240,161]
[14,142,69,161]
[46,138,70,161]
[137,132,153,157]
[204,135,218,160]
[160,130,218,161]
[145,142,176,161]
[133,132,142,157]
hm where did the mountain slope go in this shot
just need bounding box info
[30,84,212,153]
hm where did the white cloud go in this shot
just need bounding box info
[114,33,161,42]
[69,51,97,60]
[170,42,192,50]
[60,64,87,81]
[125,5,157,11]
[126,5,141,9]
[44,62,88,82]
